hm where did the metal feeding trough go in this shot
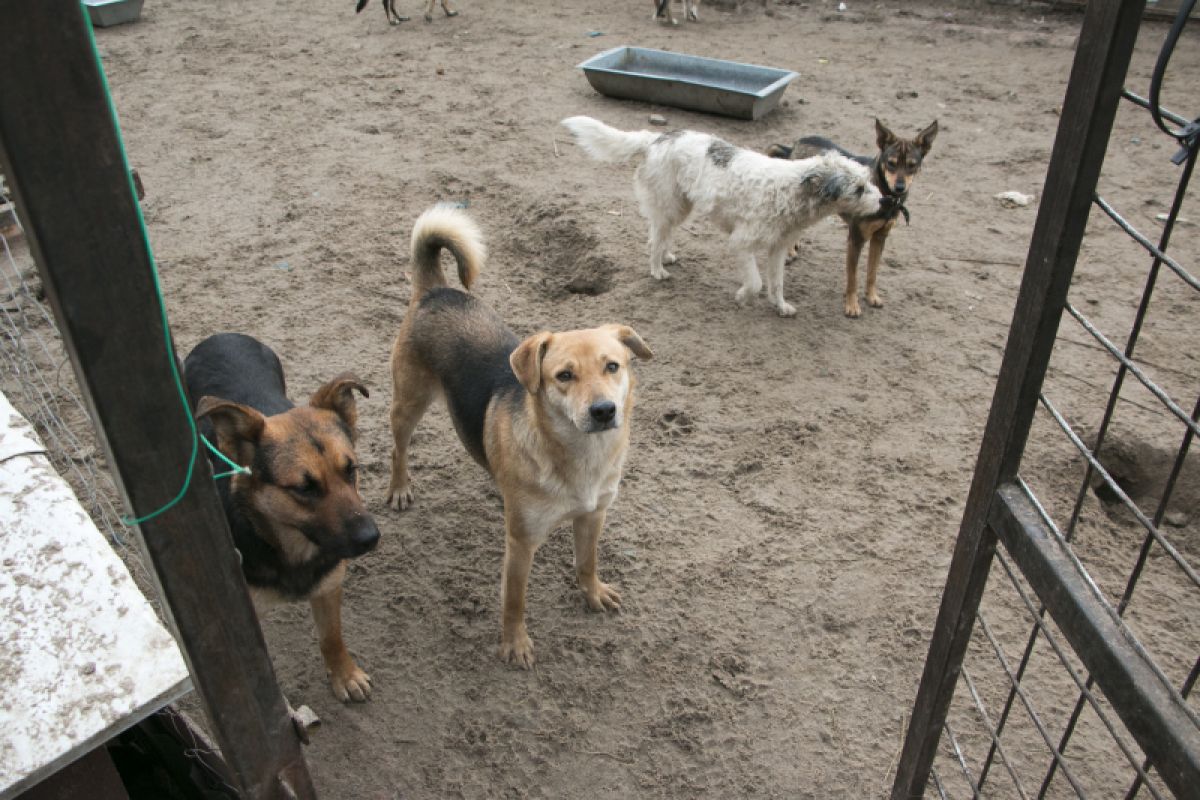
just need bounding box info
[83,0,144,28]
[577,46,798,121]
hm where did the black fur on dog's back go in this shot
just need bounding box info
[184,332,293,418]
[409,289,522,468]
[767,136,872,168]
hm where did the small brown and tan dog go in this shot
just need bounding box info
[767,118,938,317]
[184,333,379,705]
[386,205,652,668]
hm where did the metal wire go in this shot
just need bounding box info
[943,721,985,800]
[1063,303,1200,439]
[1038,393,1200,594]
[959,663,1030,799]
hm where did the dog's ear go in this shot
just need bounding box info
[606,324,653,360]
[511,331,553,394]
[310,373,369,431]
[915,120,939,155]
[875,118,898,151]
[196,397,266,465]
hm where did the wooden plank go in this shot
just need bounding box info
[890,1,1148,797]
[0,391,191,800]
[990,483,1200,796]
[0,4,315,798]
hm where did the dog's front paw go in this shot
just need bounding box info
[663,251,678,265]
[330,663,372,703]
[651,265,672,280]
[386,480,414,510]
[867,292,883,309]
[498,629,535,669]
[734,285,753,306]
[581,580,622,612]
[844,297,862,318]
[776,300,797,317]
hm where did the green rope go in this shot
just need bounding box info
[78,9,250,525]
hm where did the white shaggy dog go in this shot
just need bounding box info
[561,115,888,317]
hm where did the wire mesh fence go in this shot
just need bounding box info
[0,188,163,612]
[906,2,1199,796]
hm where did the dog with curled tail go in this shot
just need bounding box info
[386,205,652,668]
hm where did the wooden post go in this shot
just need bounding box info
[889,1,1146,796]
[0,4,315,798]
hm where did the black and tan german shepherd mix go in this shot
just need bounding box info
[386,205,652,669]
[767,119,937,317]
[184,333,379,704]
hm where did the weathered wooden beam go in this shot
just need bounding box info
[0,4,315,798]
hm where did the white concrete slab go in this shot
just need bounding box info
[0,391,191,799]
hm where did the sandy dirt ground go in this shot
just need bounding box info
[49,0,1200,796]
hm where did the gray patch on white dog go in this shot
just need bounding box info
[654,130,685,146]
[707,140,735,168]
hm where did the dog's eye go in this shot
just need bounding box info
[290,476,321,499]
[556,369,574,382]
[887,160,899,169]
[605,362,620,374]
[856,185,864,196]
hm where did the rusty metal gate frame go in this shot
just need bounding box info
[891,0,1199,797]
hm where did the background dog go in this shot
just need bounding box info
[355,0,409,25]
[767,119,938,317]
[387,206,652,668]
[561,115,887,317]
[653,0,699,24]
[185,333,379,704]
[423,0,458,22]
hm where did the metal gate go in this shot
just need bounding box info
[891,1,1199,797]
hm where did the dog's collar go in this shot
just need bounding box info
[874,160,911,225]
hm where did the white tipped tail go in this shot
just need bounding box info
[409,205,486,304]
[561,115,659,163]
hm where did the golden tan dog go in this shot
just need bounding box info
[386,206,652,668]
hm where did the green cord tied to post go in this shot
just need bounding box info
[78,15,253,527]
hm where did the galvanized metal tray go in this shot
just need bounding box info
[577,46,798,121]
[84,0,144,28]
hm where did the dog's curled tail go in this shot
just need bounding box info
[561,115,658,163]
[765,143,793,159]
[409,205,485,302]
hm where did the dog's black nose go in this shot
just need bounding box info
[347,516,381,556]
[589,401,617,425]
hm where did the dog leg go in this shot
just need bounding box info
[843,227,867,318]
[765,244,796,317]
[733,251,762,307]
[498,513,541,669]
[384,0,410,24]
[784,241,800,264]
[687,0,699,21]
[311,577,372,702]
[440,0,459,16]
[573,510,621,612]
[386,356,436,510]
[423,0,435,21]
[730,228,763,306]
[864,229,888,309]
[647,220,675,281]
